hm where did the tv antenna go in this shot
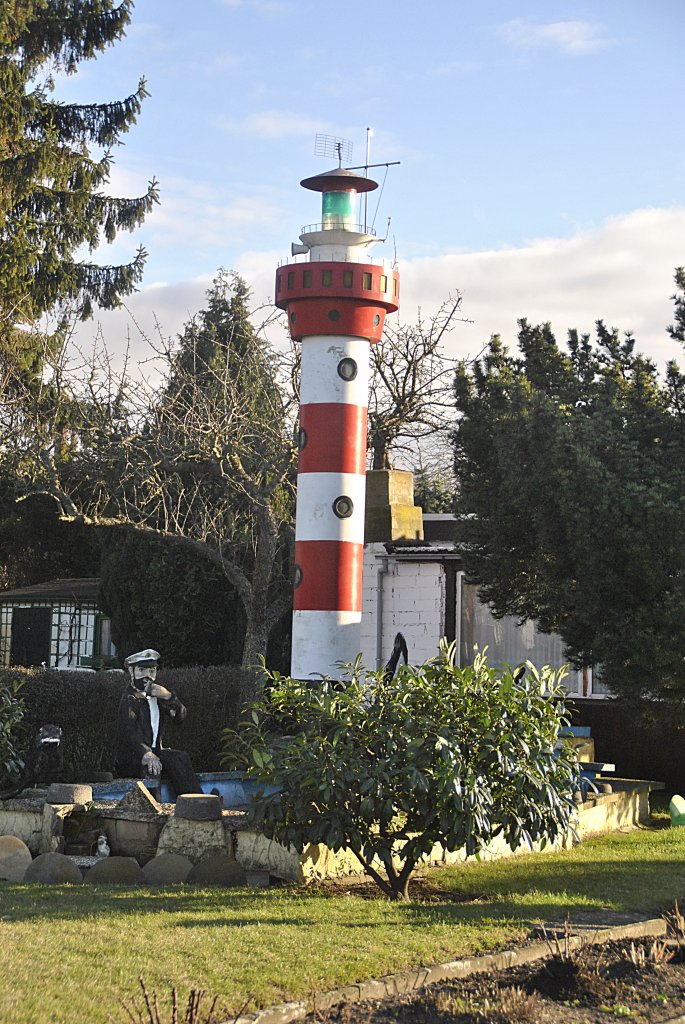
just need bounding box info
[314,134,352,167]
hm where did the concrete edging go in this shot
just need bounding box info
[230,917,666,1024]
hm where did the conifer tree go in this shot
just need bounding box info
[0,0,158,374]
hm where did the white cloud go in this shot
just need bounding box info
[397,208,685,369]
[499,19,613,55]
[216,110,329,139]
[75,207,685,381]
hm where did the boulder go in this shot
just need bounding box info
[84,856,146,885]
[143,853,193,885]
[23,852,83,884]
[46,783,92,805]
[175,794,222,821]
[0,835,32,882]
[187,855,248,887]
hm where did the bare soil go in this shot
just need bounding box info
[315,938,685,1024]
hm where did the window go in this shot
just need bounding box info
[287,271,295,289]
[380,275,387,292]
[322,269,332,286]
[393,278,398,296]
[302,270,312,288]
[362,272,372,291]
[277,274,283,293]
[343,270,353,288]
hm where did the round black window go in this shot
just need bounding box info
[373,314,381,326]
[328,309,341,322]
[297,426,307,450]
[333,495,354,519]
[337,357,357,382]
[290,311,297,324]
[293,565,303,588]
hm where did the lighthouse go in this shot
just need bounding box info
[275,166,400,680]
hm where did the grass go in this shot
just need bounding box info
[2,821,685,1023]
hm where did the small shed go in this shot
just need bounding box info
[0,578,115,669]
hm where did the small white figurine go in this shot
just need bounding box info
[97,834,110,858]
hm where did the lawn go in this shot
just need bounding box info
[1,822,685,1024]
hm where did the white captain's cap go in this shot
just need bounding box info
[124,649,160,668]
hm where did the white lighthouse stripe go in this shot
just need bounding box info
[294,472,367,543]
[291,610,363,680]
[299,336,370,406]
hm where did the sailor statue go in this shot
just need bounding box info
[114,649,203,798]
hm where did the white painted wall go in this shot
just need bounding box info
[360,545,446,670]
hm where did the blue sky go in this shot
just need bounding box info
[57,0,684,366]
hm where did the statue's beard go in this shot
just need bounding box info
[133,676,154,692]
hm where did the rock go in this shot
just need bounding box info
[83,856,146,885]
[175,794,222,821]
[89,772,114,783]
[187,855,248,887]
[46,783,93,805]
[23,852,83,884]
[143,853,193,885]
[0,835,32,882]
[119,781,162,814]
[600,783,613,794]
[156,816,231,863]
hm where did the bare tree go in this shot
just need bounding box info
[1,276,298,676]
[368,294,466,470]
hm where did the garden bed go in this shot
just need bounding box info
[317,934,685,1024]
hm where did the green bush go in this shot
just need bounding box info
[232,645,579,900]
[0,673,25,786]
[0,664,255,781]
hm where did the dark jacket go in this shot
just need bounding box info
[114,682,187,778]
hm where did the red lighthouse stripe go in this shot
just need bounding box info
[299,404,367,475]
[294,540,363,612]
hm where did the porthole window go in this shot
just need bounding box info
[297,426,307,450]
[290,312,297,324]
[373,314,381,326]
[333,495,354,519]
[293,565,303,588]
[328,309,340,322]
[337,357,357,381]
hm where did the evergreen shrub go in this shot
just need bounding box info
[0,665,254,782]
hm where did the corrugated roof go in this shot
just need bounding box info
[0,578,100,603]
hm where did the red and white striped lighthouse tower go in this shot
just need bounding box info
[275,166,399,679]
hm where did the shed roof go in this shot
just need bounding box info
[0,578,100,603]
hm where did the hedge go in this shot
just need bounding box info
[0,665,258,784]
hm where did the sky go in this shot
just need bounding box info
[55,0,685,370]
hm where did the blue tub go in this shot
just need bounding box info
[93,771,267,807]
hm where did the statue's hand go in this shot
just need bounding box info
[142,751,163,777]
[146,682,172,701]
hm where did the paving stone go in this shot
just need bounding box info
[119,780,162,814]
[23,852,83,884]
[46,783,92,805]
[142,852,193,885]
[175,794,222,821]
[186,855,248,886]
[84,856,146,885]
[0,835,32,881]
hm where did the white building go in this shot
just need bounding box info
[360,471,607,699]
